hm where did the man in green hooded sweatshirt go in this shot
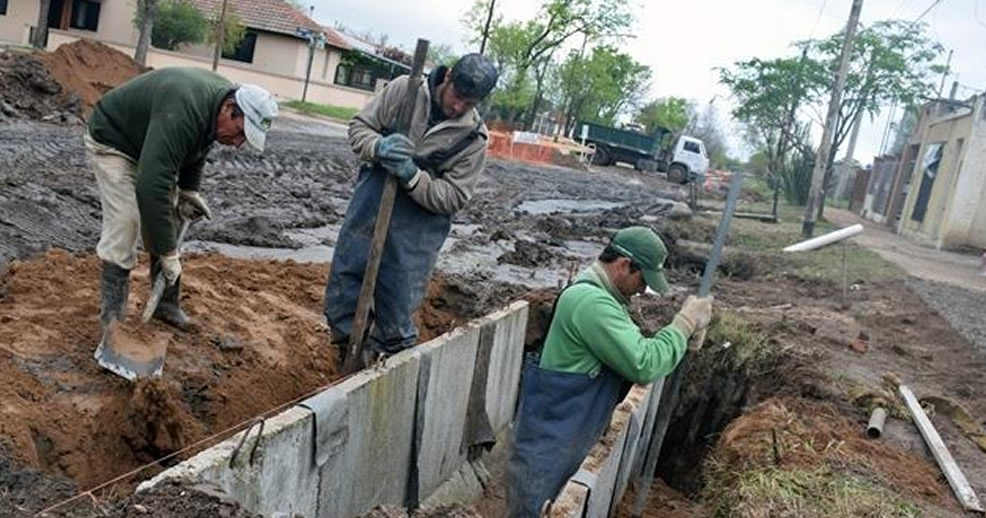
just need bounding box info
[506,226,713,517]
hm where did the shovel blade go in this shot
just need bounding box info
[94,321,168,381]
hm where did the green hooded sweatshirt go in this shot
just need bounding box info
[539,262,687,384]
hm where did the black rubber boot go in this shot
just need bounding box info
[100,261,130,325]
[150,255,191,330]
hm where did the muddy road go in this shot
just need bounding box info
[0,119,686,287]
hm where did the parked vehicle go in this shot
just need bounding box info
[577,121,710,183]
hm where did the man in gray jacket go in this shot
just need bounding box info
[324,53,498,360]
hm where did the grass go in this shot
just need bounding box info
[707,311,771,365]
[725,201,906,284]
[703,465,922,518]
[281,100,358,121]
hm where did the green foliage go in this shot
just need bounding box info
[635,97,691,134]
[553,45,651,126]
[427,43,459,68]
[207,9,246,55]
[136,0,208,50]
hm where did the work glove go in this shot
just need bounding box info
[161,251,182,286]
[179,190,212,220]
[671,295,713,345]
[374,134,415,163]
[381,157,420,188]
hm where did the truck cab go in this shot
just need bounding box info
[666,136,710,184]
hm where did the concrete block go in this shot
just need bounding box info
[482,301,529,432]
[317,351,420,518]
[139,406,320,518]
[412,326,480,504]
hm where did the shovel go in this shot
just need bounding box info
[95,214,197,381]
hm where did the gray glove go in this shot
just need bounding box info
[374,134,414,164]
[179,190,212,220]
[671,295,713,339]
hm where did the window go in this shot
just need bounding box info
[0,0,8,16]
[334,64,375,91]
[683,140,701,154]
[69,0,100,31]
[223,30,257,63]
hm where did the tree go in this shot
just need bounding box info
[207,8,246,55]
[635,97,692,134]
[32,0,51,48]
[135,0,208,51]
[427,44,459,68]
[687,103,730,169]
[134,0,157,66]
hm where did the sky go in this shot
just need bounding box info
[308,0,986,165]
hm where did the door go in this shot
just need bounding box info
[911,143,943,223]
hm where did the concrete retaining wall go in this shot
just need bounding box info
[139,301,528,518]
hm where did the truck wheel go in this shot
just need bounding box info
[592,146,611,166]
[668,164,688,184]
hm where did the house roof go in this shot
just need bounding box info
[321,26,411,71]
[189,0,348,47]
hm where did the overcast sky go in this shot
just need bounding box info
[310,0,986,165]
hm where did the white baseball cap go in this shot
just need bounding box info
[235,84,278,152]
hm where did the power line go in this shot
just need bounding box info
[913,0,943,22]
[809,0,829,39]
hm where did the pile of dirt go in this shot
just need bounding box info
[0,249,472,491]
[39,39,144,116]
[0,40,141,124]
[0,49,79,123]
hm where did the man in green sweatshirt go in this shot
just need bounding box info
[86,67,277,373]
[506,226,713,517]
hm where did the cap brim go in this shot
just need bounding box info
[642,268,669,295]
[244,118,267,152]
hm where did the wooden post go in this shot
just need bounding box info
[343,39,430,374]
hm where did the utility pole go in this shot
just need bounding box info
[211,0,229,71]
[479,0,496,55]
[937,49,953,98]
[802,0,863,238]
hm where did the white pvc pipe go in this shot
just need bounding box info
[783,224,863,253]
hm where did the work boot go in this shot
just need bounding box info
[150,255,192,330]
[94,261,130,361]
[100,261,131,325]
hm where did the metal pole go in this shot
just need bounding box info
[937,49,953,98]
[479,0,496,55]
[631,171,744,517]
[802,0,864,238]
[302,36,315,102]
[211,0,229,71]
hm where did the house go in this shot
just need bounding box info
[895,93,986,250]
[0,0,407,110]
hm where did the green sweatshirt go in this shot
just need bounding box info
[88,67,234,255]
[539,262,687,384]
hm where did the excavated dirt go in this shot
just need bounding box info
[39,39,144,116]
[0,40,140,124]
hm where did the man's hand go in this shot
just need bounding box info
[374,134,414,163]
[179,190,212,220]
[671,295,714,340]
[381,157,420,188]
[161,251,182,286]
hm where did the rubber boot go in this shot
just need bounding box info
[94,261,130,358]
[150,254,192,330]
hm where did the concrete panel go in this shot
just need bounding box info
[317,351,420,518]
[482,301,529,432]
[582,413,630,517]
[138,406,320,517]
[612,385,655,513]
[412,326,480,504]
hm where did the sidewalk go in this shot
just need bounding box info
[826,208,986,293]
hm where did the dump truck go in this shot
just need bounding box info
[577,121,709,184]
